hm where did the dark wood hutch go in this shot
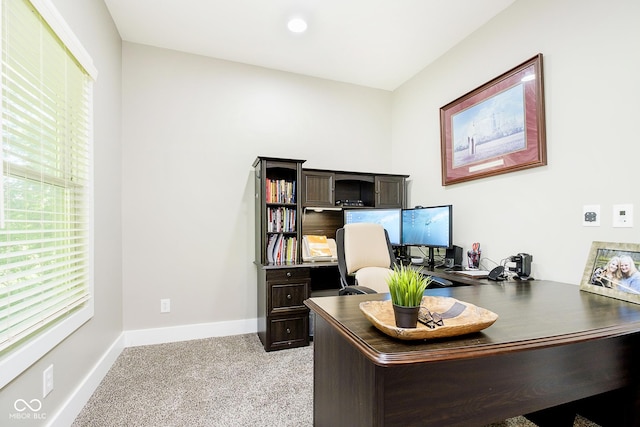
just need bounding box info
[252,156,408,351]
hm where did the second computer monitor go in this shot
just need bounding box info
[343,208,402,246]
[401,205,453,249]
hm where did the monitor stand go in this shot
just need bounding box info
[427,247,436,269]
[394,246,408,264]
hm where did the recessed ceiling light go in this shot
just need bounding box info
[287,17,307,33]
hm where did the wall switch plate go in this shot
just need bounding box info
[43,364,54,398]
[160,298,171,313]
[583,204,600,227]
[613,204,633,228]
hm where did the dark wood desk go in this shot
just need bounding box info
[418,265,492,287]
[305,281,640,426]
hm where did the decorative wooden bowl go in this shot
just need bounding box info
[359,296,498,340]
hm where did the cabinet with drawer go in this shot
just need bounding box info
[257,267,310,351]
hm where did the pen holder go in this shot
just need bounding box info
[468,250,481,269]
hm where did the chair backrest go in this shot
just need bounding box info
[343,223,392,273]
[336,223,396,289]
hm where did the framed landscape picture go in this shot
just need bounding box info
[440,54,547,185]
[580,241,640,305]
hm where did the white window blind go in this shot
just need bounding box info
[0,0,95,387]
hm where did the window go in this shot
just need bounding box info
[0,0,97,388]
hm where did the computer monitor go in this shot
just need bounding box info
[402,205,453,267]
[343,208,402,246]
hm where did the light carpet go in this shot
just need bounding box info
[72,334,599,427]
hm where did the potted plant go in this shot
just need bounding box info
[386,264,432,328]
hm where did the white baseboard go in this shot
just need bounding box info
[48,333,125,427]
[48,317,258,426]
[124,317,259,347]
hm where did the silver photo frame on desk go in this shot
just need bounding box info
[580,241,640,305]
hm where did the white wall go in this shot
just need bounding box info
[392,0,640,284]
[121,43,391,330]
[0,0,123,425]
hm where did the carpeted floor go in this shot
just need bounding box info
[72,334,600,426]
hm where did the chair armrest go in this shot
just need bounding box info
[339,286,378,296]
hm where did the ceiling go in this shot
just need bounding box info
[104,0,516,91]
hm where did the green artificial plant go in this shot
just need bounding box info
[386,264,432,307]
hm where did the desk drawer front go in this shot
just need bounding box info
[270,283,308,313]
[270,316,308,347]
[266,268,310,282]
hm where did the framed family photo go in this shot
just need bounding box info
[440,54,547,186]
[580,241,640,305]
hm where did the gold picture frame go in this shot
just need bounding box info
[580,241,640,305]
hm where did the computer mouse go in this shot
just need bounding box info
[488,266,505,281]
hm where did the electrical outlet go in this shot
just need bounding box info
[160,299,171,313]
[43,364,54,398]
[583,204,600,227]
[613,204,633,228]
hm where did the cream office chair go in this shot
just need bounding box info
[336,222,452,295]
[336,223,396,295]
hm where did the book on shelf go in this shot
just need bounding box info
[266,234,297,264]
[302,235,337,262]
[267,207,296,232]
[266,234,278,263]
[265,178,296,204]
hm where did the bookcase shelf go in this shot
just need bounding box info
[254,157,309,352]
[254,157,304,265]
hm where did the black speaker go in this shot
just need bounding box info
[445,245,463,268]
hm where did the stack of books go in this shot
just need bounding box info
[266,235,297,264]
[266,207,296,232]
[265,178,296,204]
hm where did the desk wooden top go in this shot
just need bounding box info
[418,265,492,286]
[305,281,640,366]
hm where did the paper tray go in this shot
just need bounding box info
[359,296,498,340]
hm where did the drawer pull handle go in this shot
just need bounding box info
[287,294,292,300]
[286,328,291,334]
[286,272,292,278]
